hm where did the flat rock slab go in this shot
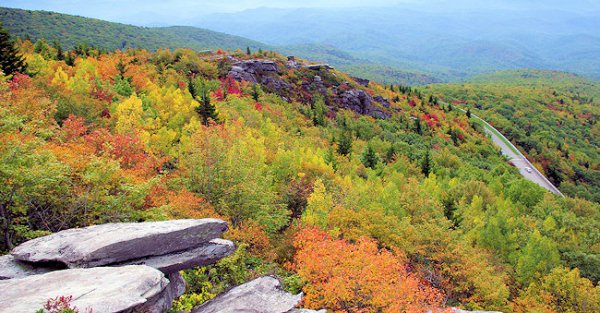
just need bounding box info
[0,255,55,280]
[192,276,302,313]
[0,265,168,313]
[119,238,235,274]
[11,219,228,268]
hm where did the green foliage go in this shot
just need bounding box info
[0,7,266,52]
[190,76,219,126]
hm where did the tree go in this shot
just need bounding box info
[466,108,471,118]
[0,23,27,76]
[293,228,444,312]
[361,143,380,169]
[251,83,262,102]
[421,150,432,176]
[337,132,352,156]
[246,46,251,55]
[53,41,64,61]
[189,76,219,126]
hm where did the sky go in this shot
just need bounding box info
[1,0,596,26]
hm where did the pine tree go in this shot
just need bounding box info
[0,23,27,75]
[361,144,380,169]
[337,132,353,156]
[189,76,219,126]
[246,46,252,55]
[421,150,431,176]
[466,108,471,118]
[251,83,261,101]
[53,41,64,61]
[414,117,422,135]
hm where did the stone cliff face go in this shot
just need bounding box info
[0,219,322,313]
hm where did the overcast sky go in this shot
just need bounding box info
[2,0,596,26]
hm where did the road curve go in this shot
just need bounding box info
[451,104,564,197]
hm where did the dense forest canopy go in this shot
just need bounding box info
[0,24,598,313]
[426,69,600,202]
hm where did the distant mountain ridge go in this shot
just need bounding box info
[195,5,600,80]
[0,7,267,52]
[0,7,440,86]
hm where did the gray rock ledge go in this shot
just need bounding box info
[0,265,168,313]
[11,219,228,268]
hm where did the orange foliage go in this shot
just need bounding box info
[293,228,446,313]
[226,220,277,262]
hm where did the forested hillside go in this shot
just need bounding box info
[0,7,266,51]
[1,32,599,313]
[426,69,600,202]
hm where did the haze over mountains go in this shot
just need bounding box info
[2,0,599,82]
[195,2,600,79]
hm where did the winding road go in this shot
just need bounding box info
[452,105,564,197]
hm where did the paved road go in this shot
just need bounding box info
[450,105,564,197]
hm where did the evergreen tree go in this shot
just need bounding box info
[361,144,380,169]
[414,117,422,135]
[385,144,397,163]
[65,51,75,66]
[251,83,262,102]
[466,108,471,118]
[53,41,64,61]
[337,132,353,156]
[421,150,431,176]
[189,75,219,126]
[0,23,27,75]
[246,46,251,55]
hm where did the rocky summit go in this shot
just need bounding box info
[0,219,324,313]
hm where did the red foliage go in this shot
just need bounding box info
[90,87,113,104]
[8,73,31,91]
[43,295,92,313]
[254,102,263,111]
[408,99,417,107]
[222,76,242,96]
[85,128,147,169]
[61,115,89,141]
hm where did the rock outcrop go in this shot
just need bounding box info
[193,276,322,313]
[118,238,235,274]
[11,218,228,268]
[229,59,292,95]
[0,265,168,313]
[1,219,326,313]
[229,59,278,83]
[340,89,391,119]
[0,219,235,313]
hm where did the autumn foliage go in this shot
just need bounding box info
[292,228,446,312]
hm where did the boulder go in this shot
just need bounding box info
[351,76,370,87]
[11,218,228,268]
[137,272,186,313]
[373,95,391,108]
[0,265,168,313]
[192,276,302,313]
[0,255,55,280]
[339,89,391,119]
[118,238,235,274]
